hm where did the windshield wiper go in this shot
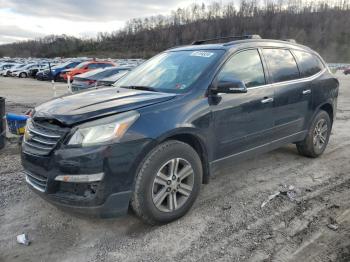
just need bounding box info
[119,85,157,92]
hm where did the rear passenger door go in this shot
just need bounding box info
[262,48,311,139]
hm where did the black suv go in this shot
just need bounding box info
[21,35,339,224]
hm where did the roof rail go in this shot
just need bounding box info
[191,34,261,45]
[282,39,297,43]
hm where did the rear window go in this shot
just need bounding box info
[88,68,122,79]
[262,49,300,83]
[87,63,101,69]
[88,63,113,69]
[293,50,324,77]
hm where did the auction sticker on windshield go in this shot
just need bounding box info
[190,51,215,58]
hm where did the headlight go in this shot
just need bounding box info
[67,111,139,146]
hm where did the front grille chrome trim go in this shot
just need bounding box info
[24,119,69,156]
[30,137,57,146]
[28,126,61,139]
[23,170,47,193]
[24,140,52,151]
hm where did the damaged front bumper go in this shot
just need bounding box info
[21,138,153,218]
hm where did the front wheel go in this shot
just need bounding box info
[131,140,202,225]
[296,110,332,158]
[19,72,27,78]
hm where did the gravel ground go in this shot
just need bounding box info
[0,74,349,262]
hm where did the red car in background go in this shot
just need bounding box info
[61,61,116,81]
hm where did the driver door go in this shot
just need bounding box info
[211,49,275,161]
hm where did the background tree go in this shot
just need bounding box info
[0,0,349,62]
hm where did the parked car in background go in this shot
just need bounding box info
[96,70,131,87]
[50,61,84,81]
[34,61,81,81]
[28,64,55,78]
[0,63,17,76]
[21,35,339,224]
[71,66,133,92]
[3,63,25,76]
[11,63,47,78]
[61,61,116,81]
[343,67,350,75]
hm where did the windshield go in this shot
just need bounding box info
[76,61,90,69]
[114,50,223,93]
[21,64,36,69]
[12,64,25,69]
[52,62,70,69]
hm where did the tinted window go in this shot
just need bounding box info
[87,63,100,69]
[293,50,324,77]
[101,63,113,68]
[217,49,265,88]
[90,68,121,79]
[263,49,300,82]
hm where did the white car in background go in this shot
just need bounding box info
[11,63,48,78]
[0,63,15,76]
[1,63,25,76]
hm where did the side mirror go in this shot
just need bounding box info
[212,77,247,94]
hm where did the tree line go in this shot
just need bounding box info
[0,0,349,62]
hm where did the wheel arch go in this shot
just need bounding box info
[320,103,334,123]
[157,130,211,184]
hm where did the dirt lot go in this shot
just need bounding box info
[0,75,349,262]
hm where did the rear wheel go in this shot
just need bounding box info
[296,110,331,157]
[19,72,27,78]
[131,140,202,225]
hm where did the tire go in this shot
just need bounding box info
[131,140,203,225]
[19,72,27,78]
[296,110,332,158]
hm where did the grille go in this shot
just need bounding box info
[23,118,69,156]
[24,170,48,192]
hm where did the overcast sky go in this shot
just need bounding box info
[0,0,207,45]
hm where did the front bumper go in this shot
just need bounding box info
[25,173,132,218]
[21,138,154,217]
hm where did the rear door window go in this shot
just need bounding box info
[262,49,300,83]
[293,50,324,77]
[217,49,266,88]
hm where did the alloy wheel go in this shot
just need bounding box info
[151,158,194,213]
[313,118,328,150]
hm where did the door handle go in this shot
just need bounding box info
[261,97,274,104]
[302,89,311,95]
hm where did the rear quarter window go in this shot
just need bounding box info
[293,50,324,77]
[262,48,300,83]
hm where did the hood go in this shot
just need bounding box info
[33,87,177,126]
